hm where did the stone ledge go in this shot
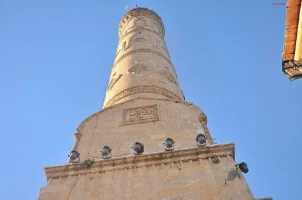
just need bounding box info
[44,143,234,180]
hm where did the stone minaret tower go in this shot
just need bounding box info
[38,8,272,200]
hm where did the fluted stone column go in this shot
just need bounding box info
[103,8,184,108]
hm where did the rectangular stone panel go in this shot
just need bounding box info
[121,104,159,125]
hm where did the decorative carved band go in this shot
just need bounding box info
[115,32,170,60]
[121,104,159,126]
[105,85,182,107]
[113,49,173,70]
[119,26,164,42]
[119,8,165,37]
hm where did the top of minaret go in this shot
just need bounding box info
[103,6,183,108]
[118,7,165,37]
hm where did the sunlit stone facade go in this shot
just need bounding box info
[38,8,272,200]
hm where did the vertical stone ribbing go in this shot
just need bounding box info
[103,8,184,108]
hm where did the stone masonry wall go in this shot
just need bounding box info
[72,98,212,162]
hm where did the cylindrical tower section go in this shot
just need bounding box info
[103,8,184,108]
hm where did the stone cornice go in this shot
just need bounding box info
[44,143,235,180]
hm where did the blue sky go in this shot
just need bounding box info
[0,0,301,199]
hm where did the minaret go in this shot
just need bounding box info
[103,7,184,108]
[38,7,272,200]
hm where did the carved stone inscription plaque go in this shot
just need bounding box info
[122,104,159,125]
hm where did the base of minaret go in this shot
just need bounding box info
[38,143,271,200]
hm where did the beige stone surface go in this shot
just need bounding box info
[103,8,183,108]
[71,98,212,161]
[38,7,272,200]
[39,145,255,200]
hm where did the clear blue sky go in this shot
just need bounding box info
[0,0,301,199]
